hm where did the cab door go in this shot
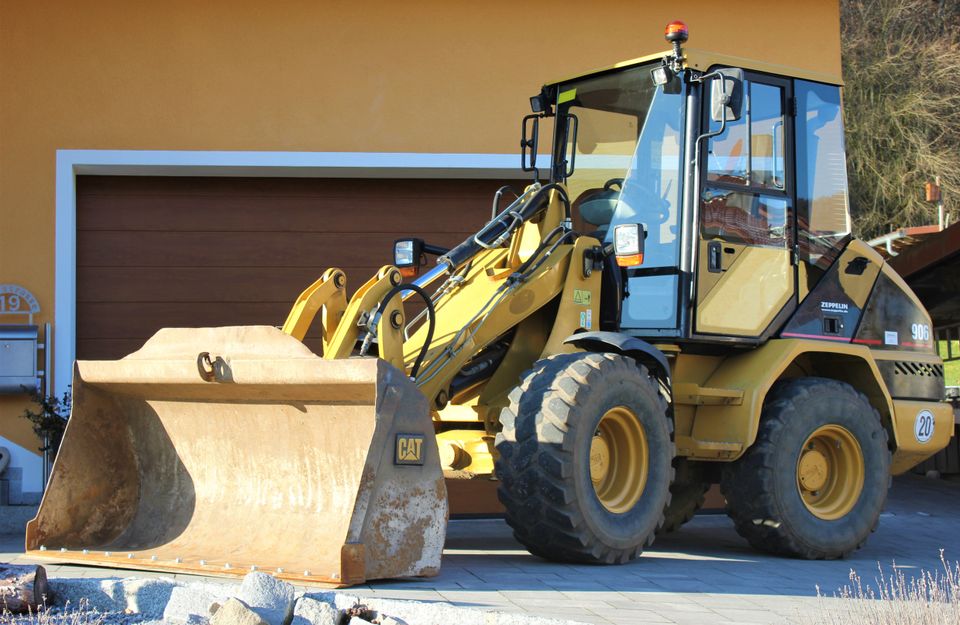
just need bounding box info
[694,73,796,339]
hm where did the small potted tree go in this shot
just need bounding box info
[20,388,70,465]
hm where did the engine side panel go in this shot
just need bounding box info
[853,264,937,355]
[781,239,882,342]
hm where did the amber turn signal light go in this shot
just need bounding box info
[615,253,645,268]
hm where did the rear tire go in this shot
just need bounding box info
[658,458,711,535]
[721,378,890,559]
[495,352,674,564]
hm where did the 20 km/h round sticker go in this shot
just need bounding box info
[914,410,935,443]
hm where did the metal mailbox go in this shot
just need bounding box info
[0,325,39,393]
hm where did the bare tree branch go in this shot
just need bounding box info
[841,0,960,238]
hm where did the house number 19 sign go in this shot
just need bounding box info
[0,284,40,322]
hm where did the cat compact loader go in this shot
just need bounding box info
[27,22,952,585]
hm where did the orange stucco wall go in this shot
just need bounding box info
[0,0,841,453]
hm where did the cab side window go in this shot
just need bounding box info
[703,77,789,248]
[795,80,851,272]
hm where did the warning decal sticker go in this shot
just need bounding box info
[573,289,592,306]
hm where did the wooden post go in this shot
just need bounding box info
[0,564,50,614]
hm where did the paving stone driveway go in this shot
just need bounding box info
[3,473,958,624]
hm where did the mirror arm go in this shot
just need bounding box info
[691,70,729,184]
[564,113,579,179]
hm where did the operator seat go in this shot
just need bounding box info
[578,187,619,238]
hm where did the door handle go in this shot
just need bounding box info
[708,241,722,273]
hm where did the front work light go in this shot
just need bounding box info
[530,94,546,113]
[613,223,646,267]
[394,238,424,278]
[528,88,553,116]
[652,60,682,94]
[651,64,673,86]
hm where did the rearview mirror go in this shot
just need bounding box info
[521,114,540,175]
[710,68,744,123]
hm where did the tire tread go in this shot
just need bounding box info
[720,377,890,559]
[495,352,675,564]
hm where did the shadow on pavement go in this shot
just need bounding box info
[378,473,960,599]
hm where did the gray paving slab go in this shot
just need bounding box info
[3,473,960,624]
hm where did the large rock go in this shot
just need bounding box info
[236,572,295,625]
[49,578,134,613]
[49,577,235,619]
[162,585,221,624]
[121,578,182,619]
[211,597,268,625]
[291,597,341,625]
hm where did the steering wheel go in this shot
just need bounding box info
[603,178,624,191]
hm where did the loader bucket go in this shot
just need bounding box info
[25,326,448,586]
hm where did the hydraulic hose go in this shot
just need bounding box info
[438,183,571,271]
[369,283,436,380]
[513,225,573,277]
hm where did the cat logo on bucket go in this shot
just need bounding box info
[395,434,425,465]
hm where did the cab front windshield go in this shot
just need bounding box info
[554,63,686,329]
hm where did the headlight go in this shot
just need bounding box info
[613,224,646,267]
[394,240,416,267]
[394,238,424,278]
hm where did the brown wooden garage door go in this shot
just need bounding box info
[76,175,525,360]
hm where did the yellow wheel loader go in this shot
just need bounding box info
[28,22,953,583]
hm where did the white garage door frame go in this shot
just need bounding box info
[54,149,549,395]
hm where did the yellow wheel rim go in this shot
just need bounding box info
[590,406,648,514]
[796,425,864,520]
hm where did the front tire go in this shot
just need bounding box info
[721,378,890,559]
[495,352,674,564]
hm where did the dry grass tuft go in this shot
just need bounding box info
[806,550,960,625]
[0,600,106,625]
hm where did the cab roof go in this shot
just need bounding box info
[545,47,843,89]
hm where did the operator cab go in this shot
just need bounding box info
[527,22,852,347]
